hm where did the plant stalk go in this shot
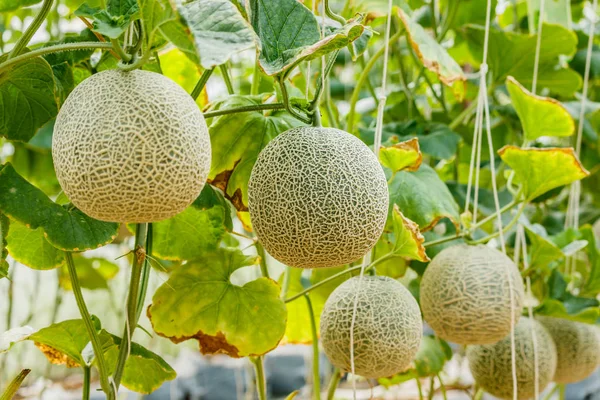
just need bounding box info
[204,102,285,118]
[255,241,270,279]
[220,64,235,95]
[304,294,321,400]
[113,223,149,391]
[135,223,153,322]
[191,68,214,100]
[110,39,132,62]
[324,0,346,25]
[65,252,114,399]
[326,368,341,400]
[82,366,91,400]
[8,0,53,59]
[251,356,267,400]
[279,77,312,124]
[0,369,30,400]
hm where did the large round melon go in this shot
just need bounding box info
[537,316,600,383]
[467,317,557,400]
[248,127,388,268]
[420,244,525,344]
[53,69,211,223]
[320,276,422,378]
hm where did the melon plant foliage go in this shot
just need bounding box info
[1,0,600,399]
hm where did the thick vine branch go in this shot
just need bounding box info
[8,0,53,59]
[203,103,286,118]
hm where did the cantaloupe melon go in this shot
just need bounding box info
[467,317,557,400]
[537,316,600,384]
[420,244,525,344]
[53,69,211,223]
[248,127,388,268]
[320,276,422,378]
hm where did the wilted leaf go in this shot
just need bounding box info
[389,164,460,231]
[0,164,119,251]
[207,95,302,210]
[0,326,35,353]
[99,331,176,394]
[498,146,589,201]
[379,138,423,173]
[397,8,466,99]
[148,247,287,357]
[506,76,574,141]
[0,57,58,142]
[392,205,429,262]
[6,220,65,270]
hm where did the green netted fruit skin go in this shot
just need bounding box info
[467,317,557,400]
[537,316,600,384]
[420,244,525,344]
[320,276,422,378]
[53,69,211,223]
[247,127,389,269]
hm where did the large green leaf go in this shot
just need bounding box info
[58,256,119,290]
[498,146,589,201]
[0,213,8,279]
[75,1,139,40]
[148,247,287,357]
[248,0,364,76]
[0,0,40,11]
[506,76,574,141]
[397,9,466,99]
[0,164,119,251]
[99,331,176,394]
[439,0,497,29]
[464,23,580,96]
[6,220,65,270]
[0,57,58,142]
[389,164,460,231]
[161,0,256,69]
[207,95,302,210]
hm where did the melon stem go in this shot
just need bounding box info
[304,294,321,400]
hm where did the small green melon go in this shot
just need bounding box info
[467,317,557,400]
[420,244,525,344]
[537,316,600,384]
[320,276,422,378]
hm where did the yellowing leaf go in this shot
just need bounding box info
[392,205,429,262]
[498,146,589,201]
[397,8,466,100]
[506,76,574,141]
[148,247,287,357]
[379,138,422,173]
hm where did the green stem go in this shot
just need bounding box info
[448,99,478,130]
[8,0,53,59]
[255,241,270,279]
[416,378,424,400]
[326,368,341,400]
[280,266,291,300]
[65,252,114,399]
[251,357,267,400]
[82,366,91,400]
[285,253,394,303]
[558,384,565,400]
[0,42,113,74]
[437,0,458,41]
[135,223,153,322]
[324,80,338,129]
[279,77,312,124]
[204,102,285,119]
[428,377,435,400]
[324,0,346,25]
[542,384,560,400]
[467,201,526,245]
[473,387,484,400]
[358,56,379,106]
[347,29,403,134]
[429,0,438,36]
[252,55,261,95]
[437,374,447,400]
[220,64,235,95]
[0,369,30,400]
[118,50,151,72]
[113,223,149,391]
[304,294,321,400]
[311,50,340,111]
[110,38,132,62]
[191,69,213,101]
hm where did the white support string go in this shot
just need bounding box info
[349,0,393,398]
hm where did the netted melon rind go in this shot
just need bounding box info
[320,276,422,378]
[248,127,389,269]
[53,69,211,223]
[420,244,525,344]
[467,317,557,400]
[537,316,600,384]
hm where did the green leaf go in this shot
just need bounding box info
[58,256,119,290]
[391,205,429,262]
[580,225,600,295]
[464,23,580,96]
[379,138,423,174]
[0,164,119,251]
[30,318,101,367]
[389,164,460,231]
[439,0,497,29]
[498,146,589,201]
[162,0,256,69]
[397,9,466,99]
[75,2,139,40]
[148,247,287,357]
[249,0,364,76]
[0,326,35,353]
[506,76,575,141]
[139,0,176,46]
[524,225,564,271]
[0,0,40,12]
[207,95,302,210]
[6,219,65,270]
[107,0,139,18]
[99,331,176,394]
[0,57,58,142]
[0,213,8,279]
